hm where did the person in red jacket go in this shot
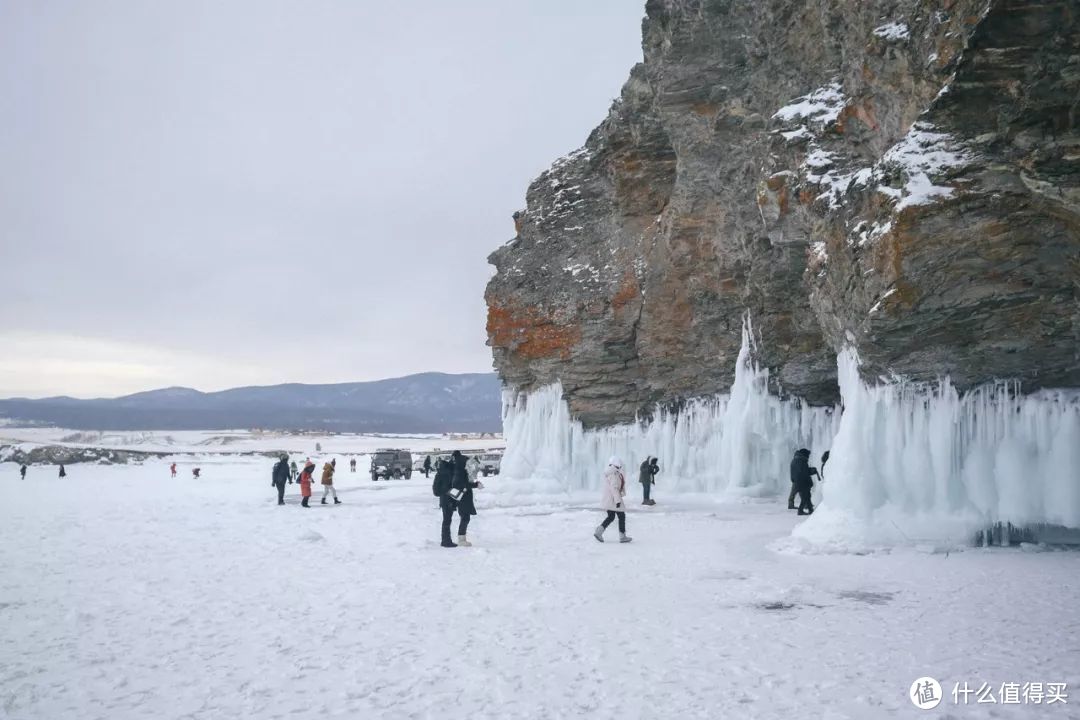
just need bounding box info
[299,460,316,508]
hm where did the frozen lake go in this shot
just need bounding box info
[1,457,1078,719]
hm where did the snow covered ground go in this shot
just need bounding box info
[2,458,1078,719]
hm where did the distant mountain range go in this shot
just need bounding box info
[0,373,503,433]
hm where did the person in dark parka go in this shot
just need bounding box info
[433,459,458,547]
[451,450,484,546]
[423,455,432,478]
[789,448,819,515]
[639,456,659,505]
[272,455,290,505]
[59,464,66,478]
[20,464,27,480]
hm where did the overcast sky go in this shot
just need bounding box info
[0,1,644,398]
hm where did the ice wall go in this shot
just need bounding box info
[499,324,840,495]
[794,350,1080,547]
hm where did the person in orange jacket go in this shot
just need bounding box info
[299,460,316,508]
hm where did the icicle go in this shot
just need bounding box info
[793,349,1080,548]
[497,316,840,496]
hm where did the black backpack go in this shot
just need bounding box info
[431,462,452,497]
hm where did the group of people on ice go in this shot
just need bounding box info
[17,463,66,480]
[253,443,823,546]
[272,455,340,507]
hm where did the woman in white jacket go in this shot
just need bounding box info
[593,456,633,543]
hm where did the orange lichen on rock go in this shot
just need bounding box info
[835,102,879,134]
[487,302,581,361]
[610,272,640,317]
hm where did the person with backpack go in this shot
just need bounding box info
[453,450,485,547]
[320,459,340,505]
[299,460,315,508]
[272,455,290,506]
[19,464,27,480]
[639,456,659,505]
[432,458,458,547]
[594,456,632,543]
[789,448,819,515]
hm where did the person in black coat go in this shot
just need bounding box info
[58,464,66,478]
[639,456,660,505]
[789,448,819,515]
[20,464,27,480]
[272,455,290,506]
[451,450,484,546]
[423,455,432,478]
[433,459,458,547]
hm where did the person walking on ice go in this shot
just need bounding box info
[299,460,315,508]
[272,454,290,506]
[170,462,177,478]
[321,459,340,505]
[289,460,297,484]
[594,456,632,543]
[58,464,66,479]
[20,464,27,480]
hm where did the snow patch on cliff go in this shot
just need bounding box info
[873,22,910,41]
[773,81,846,127]
[877,122,972,210]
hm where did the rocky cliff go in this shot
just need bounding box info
[486,0,1080,428]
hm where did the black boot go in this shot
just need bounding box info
[302,497,309,507]
[334,498,341,505]
[321,497,327,505]
[441,539,458,548]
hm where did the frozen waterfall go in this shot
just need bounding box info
[499,324,840,496]
[794,349,1080,547]
[499,319,1080,546]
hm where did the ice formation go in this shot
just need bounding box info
[499,323,839,496]
[500,319,1080,547]
[795,349,1080,547]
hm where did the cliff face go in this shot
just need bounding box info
[486,0,1080,428]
